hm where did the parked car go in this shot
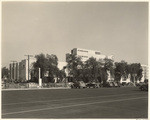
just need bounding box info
[113,82,120,87]
[139,83,148,91]
[109,82,114,87]
[71,81,80,88]
[78,81,87,88]
[126,82,135,87]
[67,82,74,88]
[70,81,86,89]
[86,82,99,88]
[102,82,114,87]
[136,82,144,86]
[121,82,127,86]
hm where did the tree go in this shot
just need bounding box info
[46,54,59,78]
[83,57,102,82]
[103,58,115,82]
[32,53,60,83]
[114,60,129,82]
[114,61,143,86]
[100,67,108,84]
[2,67,9,79]
[57,69,66,82]
[66,54,83,81]
[128,63,143,85]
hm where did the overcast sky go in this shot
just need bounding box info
[2,2,148,67]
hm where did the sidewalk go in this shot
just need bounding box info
[2,87,71,91]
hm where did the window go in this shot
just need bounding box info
[78,50,88,53]
[82,56,88,58]
[95,52,101,55]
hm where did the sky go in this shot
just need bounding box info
[2,2,148,67]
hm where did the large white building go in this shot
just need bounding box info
[65,48,115,81]
[66,48,114,62]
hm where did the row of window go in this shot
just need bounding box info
[77,49,101,55]
[95,52,101,55]
[78,50,88,53]
[81,56,88,58]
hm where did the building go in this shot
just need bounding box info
[9,58,69,81]
[9,62,19,81]
[9,58,36,81]
[19,58,36,81]
[66,48,115,82]
[141,65,149,82]
[66,48,114,62]
[58,61,67,70]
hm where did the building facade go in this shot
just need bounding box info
[19,58,36,81]
[9,58,36,81]
[66,48,114,62]
[9,62,19,81]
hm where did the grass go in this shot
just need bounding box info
[2,87,148,118]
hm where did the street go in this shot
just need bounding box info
[2,87,148,118]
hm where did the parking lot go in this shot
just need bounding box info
[2,87,148,118]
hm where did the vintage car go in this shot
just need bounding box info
[112,82,120,87]
[86,82,99,88]
[71,81,86,89]
[102,82,114,87]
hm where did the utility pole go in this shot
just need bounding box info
[10,61,17,82]
[25,55,33,81]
